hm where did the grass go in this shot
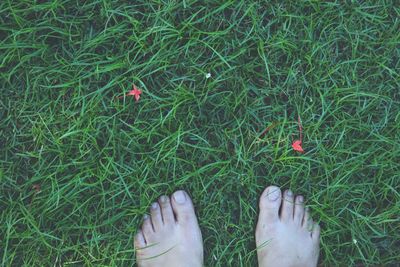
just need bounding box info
[0,0,399,266]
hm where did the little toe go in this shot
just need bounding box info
[171,190,197,225]
[258,185,282,224]
[280,189,295,221]
[305,216,314,234]
[312,223,321,243]
[141,214,154,241]
[294,195,305,225]
[150,202,163,230]
[134,230,146,249]
[159,195,175,225]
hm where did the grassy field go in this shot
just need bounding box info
[1,1,399,266]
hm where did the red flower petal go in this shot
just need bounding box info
[122,84,142,102]
[292,140,304,152]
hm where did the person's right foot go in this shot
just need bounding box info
[256,185,320,267]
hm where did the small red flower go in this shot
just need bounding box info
[127,84,142,101]
[292,140,304,152]
[292,115,304,153]
[120,84,142,102]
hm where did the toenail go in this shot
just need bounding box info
[173,190,186,204]
[298,196,304,202]
[160,196,168,203]
[267,188,280,201]
[151,202,158,210]
[286,190,293,197]
[143,214,149,220]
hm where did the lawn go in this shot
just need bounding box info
[1,1,399,266]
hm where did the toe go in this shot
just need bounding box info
[258,185,282,224]
[294,195,305,225]
[171,190,197,224]
[150,202,163,230]
[312,223,321,243]
[159,195,175,225]
[280,189,295,221]
[134,230,146,249]
[141,214,154,241]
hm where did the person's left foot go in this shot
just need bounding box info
[135,190,203,267]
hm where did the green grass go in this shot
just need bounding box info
[1,0,399,266]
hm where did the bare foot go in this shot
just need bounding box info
[135,190,203,267]
[256,186,320,267]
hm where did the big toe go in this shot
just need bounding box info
[258,185,282,225]
[171,190,198,225]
